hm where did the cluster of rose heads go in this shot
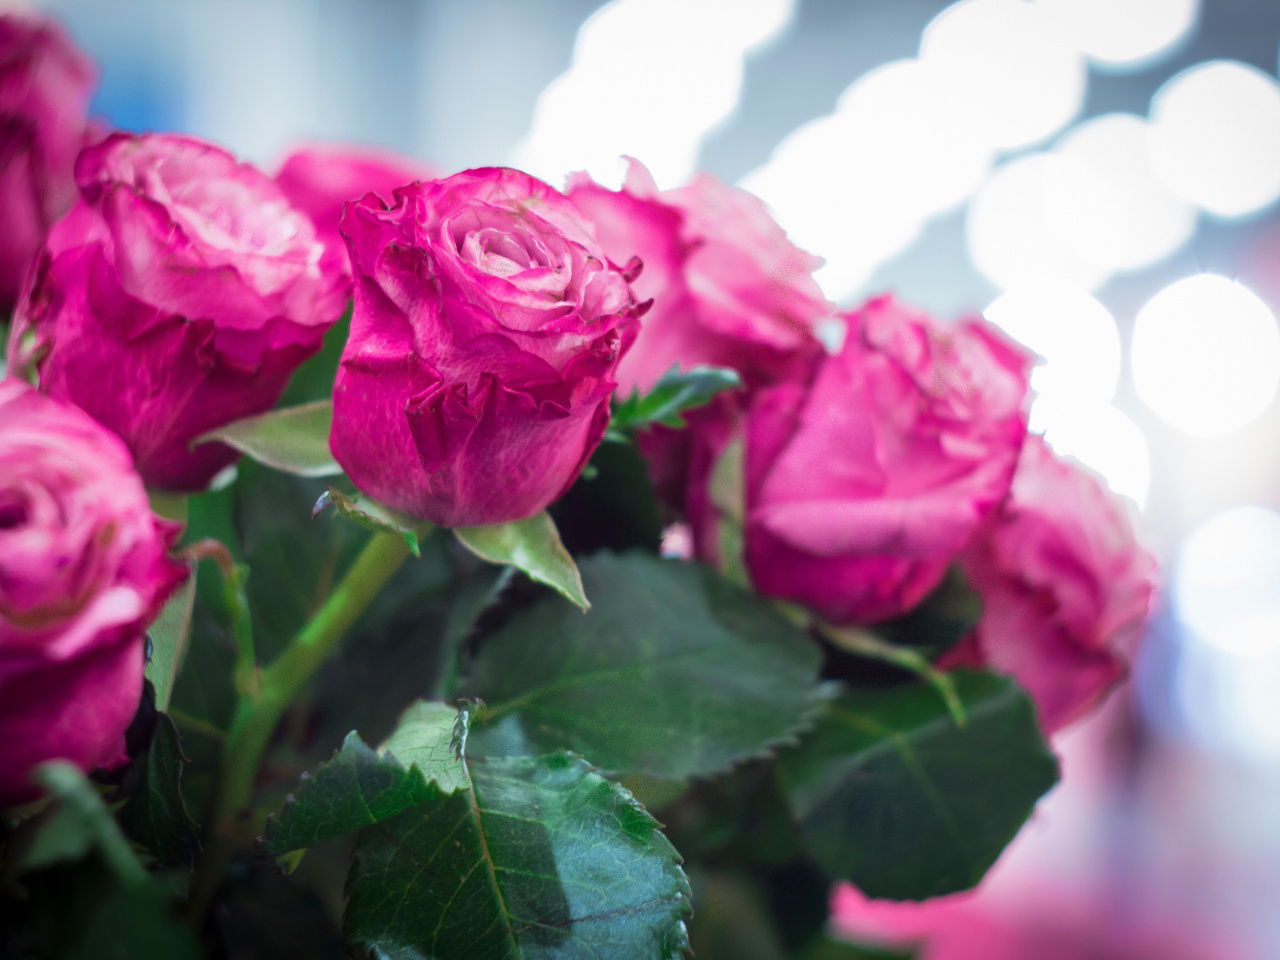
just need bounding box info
[0,7,1155,802]
[570,165,1155,737]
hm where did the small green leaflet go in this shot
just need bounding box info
[607,364,742,438]
[776,671,1059,900]
[15,763,148,886]
[312,487,432,557]
[116,713,201,870]
[345,752,692,960]
[262,701,467,855]
[454,511,588,610]
[145,572,197,711]
[194,400,342,478]
[463,551,831,782]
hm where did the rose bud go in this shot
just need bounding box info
[568,159,832,395]
[0,380,187,806]
[330,167,643,527]
[6,132,350,491]
[945,436,1156,734]
[700,295,1031,625]
[0,12,96,310]
[275,142,439,277]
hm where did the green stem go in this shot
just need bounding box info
[188,530,411,920]
[822,624,968,727]
[215,530,411,823]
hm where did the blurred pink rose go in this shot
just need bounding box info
[275,142,439,277]
[944,436,1156,734]
[0,12,96,310]
[330,167,642,527]
[725,295,1032,624]
[6,132,349,491]
[831,882,1236,960]
[568,159,832,394]
[0,380,186,806]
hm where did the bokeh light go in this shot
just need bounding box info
[1148,60,1280,218]
[967,153,1115,292]
[1132,274,1280,437]
[984,285,1121,402]
[919,0,1085,151]
[1030,398,1151,507]
[513,0,796,189]
[1041,0,1199,70]
[1176,506,1280,657]
[1051,113,1196,272]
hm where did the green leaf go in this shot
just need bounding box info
[776,671,1059,900]
[313,485,431,556]
[464,552,830,781]
[708,436,749,588]
[800,937,916,960]
[454,511,588,610]
[116,713,201,870]
[15,763,147,886]
[609,364,742,435]
[195,400,342,478]
[63,884,202,960]
[263,702,467,855]
[345,752,692,960]
[144,572,197,711]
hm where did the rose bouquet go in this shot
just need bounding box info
[0,13,1156,960]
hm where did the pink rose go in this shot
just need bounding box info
[275,142,439,276]
[567,159,832,395]
[6,132,350,491]
[330,167,643,527]
[0,380,186,805]
[0,12,96,310]
[710,295,1032,624]
[944,436,1156,734]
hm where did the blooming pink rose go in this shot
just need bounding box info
[275,142,439,277]
[0,12,96,310]
[567,159,832,395]
[718,295,1032,624]
[944,436,1156,734]
[330,167,643,527]
[0,380,186,806]
[6,132,349,491]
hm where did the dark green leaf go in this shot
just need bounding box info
[263,702,466,855]
[195,400,342,478]
[279,305,351,406]
[345,752,692,960]
[869,567,982,659]
[799,937,916,960]
[464,552,830,781]
[550,439,663,555]
[454,511,588,610]
[14,763,147,886]
[144,573,197,711]
[116,714,200,870]
[210,858,346,960]
[64,883,201,960]
[313,486,430,556]
[776,671,1059,900]
[610,364,742,435]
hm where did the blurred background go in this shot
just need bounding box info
[17,0,1280,955]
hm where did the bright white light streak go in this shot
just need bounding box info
[1030,398,1151,507]
[1052,113,1196,272]
[1148,60,1280,218]
[919,0,1085,151]
[984,286,1121,403]
[1132,275,1280,438]
[967,153,1115,292]
[1040,0,1199,70]
[512,0,795,189]
[1176,507,1280,657]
